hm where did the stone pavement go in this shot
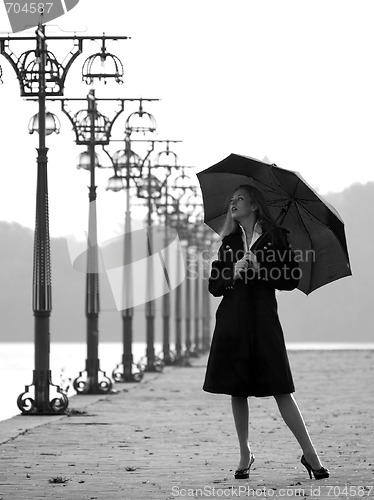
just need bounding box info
[0,350,373,500]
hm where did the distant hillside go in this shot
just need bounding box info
[0,222,133,343]
[0,222,180,345]
[0,181,373,343]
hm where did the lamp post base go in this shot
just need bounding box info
[73,359,112,394]
[172,351,192,367]
[112,361,144,383]
[17,370,68,415]
[141,355,164,373]
[189,347,200,358]
[162,349,176,366]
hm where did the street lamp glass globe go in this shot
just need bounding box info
[28,112,61,135]
[76,151,101,170]
[155,150,178,168]
[82,52,124,85]
[106,175,124,192]
[125,110,157,135]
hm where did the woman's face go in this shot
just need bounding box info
[230,188,256,222]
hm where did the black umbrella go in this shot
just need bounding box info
[196,153,351,294]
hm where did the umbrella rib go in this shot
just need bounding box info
[293,201,313,247]
[246,177,281,196]
[298,203,350,260]
[271,167,297,196]
[295,200,344,238]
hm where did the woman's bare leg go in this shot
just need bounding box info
[274,393,324,469]
[231,396,252,469]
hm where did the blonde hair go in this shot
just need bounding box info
[219,184,276,239]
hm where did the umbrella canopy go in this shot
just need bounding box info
[196,153,351,294]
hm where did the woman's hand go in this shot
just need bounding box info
[234,252,250,280]
[234,252,259,280]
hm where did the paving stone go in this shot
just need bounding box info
[0,351,373,499]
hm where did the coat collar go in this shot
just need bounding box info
[222,225,289,252]
[222,221,262,246]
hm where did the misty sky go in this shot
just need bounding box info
[0,0,373,241]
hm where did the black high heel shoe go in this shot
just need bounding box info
[234,453,255,479]
[301,455,330,480]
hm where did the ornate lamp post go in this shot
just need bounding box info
[137,163,164,372]
[185,247,193,357]
[0,22,128,414]
[153,146,181,365]
[135,140,182,372]
[62,90,114,394]
[106,133,145,383]
[183,220,195,359]
[185,197,216,355]
[190,221,204,355]
[166,172,198,364]
[198,223,214,353]
[160,196,179,365]
[105,105,165,378]
[167,203,183,362]
[183,194,205,356]
[57,95,156,392]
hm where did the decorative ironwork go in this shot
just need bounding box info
[17,371,68,415]
[112,361,144,383]
[154,141,179,168]
[159,172,200,364]
[82,37,124,85]
[0,23,129,415]
[72,107,110,144]
[32,150,51,313]
[112,145,142,171]
[60,90,126,145]
[137,354,165,373]
[104,138,145,382]
[73,362,112,394]
[137,173,163,200]
[56,95,159,392]
[0,30,129,97]
[0,37,83,96]
[156,349,185,366]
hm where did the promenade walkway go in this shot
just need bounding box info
[0,350,373,500]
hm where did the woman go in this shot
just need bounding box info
[203,184,329,480]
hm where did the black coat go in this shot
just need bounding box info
[203,227,298,397]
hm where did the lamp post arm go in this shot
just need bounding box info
[0,39,23,91]
[140,141,156,170]
[0,33,130,41]
[105,99,125,139]
[58,38,83,90]
[56,98,159,145]
[101,145,116,167]
[59,99,80,142]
